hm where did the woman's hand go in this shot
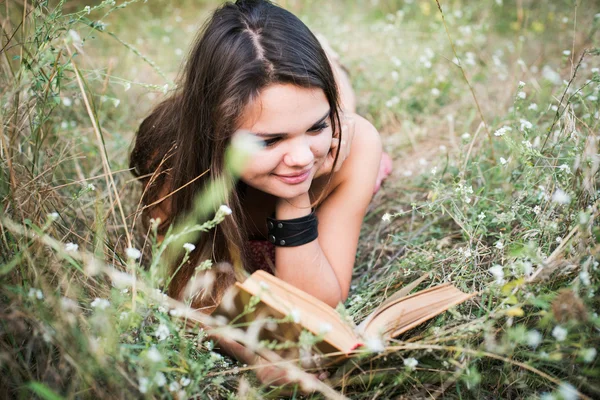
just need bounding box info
[315,114,356,179]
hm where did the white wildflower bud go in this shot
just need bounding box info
[47,212,59,221]
[551,189,571,205]
[218,205,232,216]
[526,330,542,348]
[552,325,568,341]
[381,213,392,222]
[366,336,385,353]
[403,357,419,370]
[125,247,142,260]
[65,242,79,252]
[581,347,597,363]
[318,322,333,335]
[183,243,196,252]
[90,298,110,310]
[155,323,170,341]
[146,346,162,362]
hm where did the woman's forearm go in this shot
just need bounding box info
[273,194,344,308]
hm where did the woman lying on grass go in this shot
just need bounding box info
[130,0,392,389]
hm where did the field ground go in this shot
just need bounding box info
[1,0,599,399]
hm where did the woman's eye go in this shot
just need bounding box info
[262,123,329,148]
[263,138,280,147]
[310,122,329,133]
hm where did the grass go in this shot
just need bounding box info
[1,0,599,398]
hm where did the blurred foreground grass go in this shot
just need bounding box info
[1,0,599,398]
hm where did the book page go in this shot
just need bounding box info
[361,284,475,340]
[357,273,430,331]
[239,271,360,354]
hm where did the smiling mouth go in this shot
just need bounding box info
[273,168,312,184]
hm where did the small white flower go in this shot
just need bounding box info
[518,81,526,88]
[289,308,301,323]
[47,212,59,221]
[494,126,512,136]
[180,377,191,387]
[219,205,232,215]
[533,205,541,215]
[519,119,533,131]
[183,243,196,252]
[461,132,471,140]
[169,381,180,392]
[556,236,563,243]
[495,240,504,250]
[147,346,162,362]
[90,298,110,310]
[155,323,170,341]
[592,67,599,74]
[500,157,508,165]
[580,271,591,286]
[552,189,571,205]
[126,247,142,260]
[463,248,472,258]
[439,145,447,151]
[551,105,559,111]
[319,322,333,335]
[62,97,73,107]
[154,372,167,387]
[558,164,571,174]
[562,50,571,56]
[478,212,485,220]
[526,330,542,348]
[403,357,419,370]
[382,213,392,222]
[558,382,577,400]
[139,377,149,394]
[113,98,120,108]
[581,347,597,363]
[522,140,533,149]
[391,71,399,81]
[65,242,79,252]
[258,281,269,290]
[162,84,169,94]
[517,91,526,99]
[124,82,131,91]
[552,325,568,341]
[366,337,385,353]
[431,88,441,97]
[84,5,91,14]
[489,265,504,284]
[87,183,96,191]
[528,103,539,111]
[28,288,43,299]
[431,166,437,175]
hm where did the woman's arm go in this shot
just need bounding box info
[274,116,383,307]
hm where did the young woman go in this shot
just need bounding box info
[130,0,392,387]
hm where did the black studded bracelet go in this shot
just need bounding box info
[266,210,318,247]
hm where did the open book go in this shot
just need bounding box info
[214,270,475,365]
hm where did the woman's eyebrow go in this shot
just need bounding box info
[253,109,331,137]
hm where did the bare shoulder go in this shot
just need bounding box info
[337,113,383,190]
[310,113,382,200]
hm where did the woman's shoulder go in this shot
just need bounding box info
[311,113,382,199]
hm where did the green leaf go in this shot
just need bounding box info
[27,382,65,400]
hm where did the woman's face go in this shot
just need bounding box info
[237,84,333,200]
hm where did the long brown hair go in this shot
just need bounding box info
[129,0,343,313]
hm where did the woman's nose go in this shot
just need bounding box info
[283,139,315,167]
